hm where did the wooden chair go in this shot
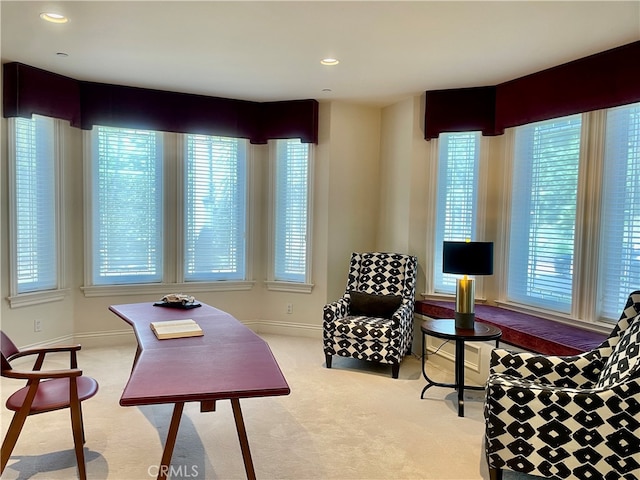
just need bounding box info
[1,331,99,479]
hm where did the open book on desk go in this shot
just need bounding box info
[150,319,204,340]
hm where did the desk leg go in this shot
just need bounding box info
[231,398,256,480]
[157,402,185,480]
[455,340,465,417]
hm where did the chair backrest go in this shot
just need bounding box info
[344,252,418,304]
[593,290,640,362]
[596,311,640,388]
[1,331,19,372]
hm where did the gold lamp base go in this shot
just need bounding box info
[455,276,475,330]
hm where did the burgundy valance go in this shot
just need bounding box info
[3,62,318,144]
[425,41,640,140]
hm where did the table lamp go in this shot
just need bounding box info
[443,241,494,329]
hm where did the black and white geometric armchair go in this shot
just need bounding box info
[323,252,418,379]
[484,290,640,480]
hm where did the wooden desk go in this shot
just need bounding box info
[110,302,290,480]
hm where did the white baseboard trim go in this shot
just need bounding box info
[53,321,322,349]
[254,320,322,338]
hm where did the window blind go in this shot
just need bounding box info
[599,103,640,320]
[184,135,247,281]
[508,115,582,313]
[274,139,310,283]
[91,126,163,285]
[434,132,480,293]
[14,115,57,293]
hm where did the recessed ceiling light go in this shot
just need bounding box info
[322,88,332,93]
[321,58,339,66]
[56,52,69,58]
[40,12,69,24]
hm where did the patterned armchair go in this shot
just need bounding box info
[323,252,418,379]
[484,291,640,480]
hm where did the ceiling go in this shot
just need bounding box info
[2,1,639,107]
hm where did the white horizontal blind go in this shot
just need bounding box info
[508,115,582,312]
[91,126,163,285]
[434,132,480,293]
[13,115,57,293]
[599,102,640,321]
[184,135,247,281]
[274,139,310,283]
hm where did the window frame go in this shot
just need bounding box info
[266,139,314,293]
[7,116,69,308]
[505,114,583,315]
[82,128,255,297]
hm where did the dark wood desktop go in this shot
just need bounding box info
[109,302,290,480]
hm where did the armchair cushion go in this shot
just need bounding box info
[348,291,402,319]
[596,313,640,388]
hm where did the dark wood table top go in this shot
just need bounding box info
[110,302,290,407]
[421,318,502,341]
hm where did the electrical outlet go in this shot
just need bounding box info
[286,303,293,314]
[34,319,42,332]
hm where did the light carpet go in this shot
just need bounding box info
[1,334,541,480]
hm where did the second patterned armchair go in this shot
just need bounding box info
[484,291,640,480]
[322,252,418,379]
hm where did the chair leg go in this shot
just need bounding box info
[488,467,502,480]
[69,379,88,480]
[325,354,332,368]
[1,411,29,474]
[391,363,400,379]
[1,381,39,474]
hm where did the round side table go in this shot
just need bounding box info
[420,319,502,417]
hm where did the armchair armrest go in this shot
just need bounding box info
[489,348,605,388]
[323,297,349,323]
[392,301,414,327]
[2,367,82,380]
[8,344,82,370]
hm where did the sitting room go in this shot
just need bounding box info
[2,2,640,479]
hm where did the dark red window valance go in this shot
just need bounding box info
[3,62,318,144]
[424,41,640,140]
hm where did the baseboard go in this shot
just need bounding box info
[254,320,322,338]
[42,321,323,349]
[73,329,138,348]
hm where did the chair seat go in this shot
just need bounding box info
[335,315,393,342]
[6,376,99,414]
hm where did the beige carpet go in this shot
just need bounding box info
[1,334,541,480]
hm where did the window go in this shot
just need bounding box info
[89,126,164,285]
[598,103,640,321]
[184,134,247,281]
[434,132,481,293]
[9,115,60,296]
[271,139,312,286]
[86,127,251,290]
[507,115,582,313]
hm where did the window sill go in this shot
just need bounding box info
[8,289,71,308]
[81,281,255,298]
[265,281,314,293]
[415,300,608,355]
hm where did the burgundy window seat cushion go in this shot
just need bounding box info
[414,300,607,355]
